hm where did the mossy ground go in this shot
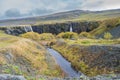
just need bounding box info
[52,37,120,77]
[65,39,120,46]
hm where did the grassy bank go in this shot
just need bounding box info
[0,31,65,79]
[65,39,120,46]
[52,39,120,77]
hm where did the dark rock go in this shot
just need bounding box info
[0,21,99,35]
[32,21,99,34]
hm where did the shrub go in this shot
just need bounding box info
[57,32,78,39]
[0,56,6,64]
[56,39,66,46]
[104,32,112,39]
[39,33,55,40]
[79,32,94,38]
[81,40,90,44]
[20,32,40,41]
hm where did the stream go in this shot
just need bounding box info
[47,48,81,77]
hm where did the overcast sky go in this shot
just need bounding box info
[0,0,120,19]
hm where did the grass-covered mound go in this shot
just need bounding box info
[39,33,55,40]
[57,32,78,39]
[20,32,40,41]
[39,33,56,46]
[20,32,56,46]
[0,31,65,79]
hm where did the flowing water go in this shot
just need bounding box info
[70,26,73,32]
[24,25,33,32]
[47,48,81,77]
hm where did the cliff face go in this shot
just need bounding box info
[32,22,99,34]
[0,26,32,35]
[0,21,99,35]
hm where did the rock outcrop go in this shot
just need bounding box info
[0,25,33,35]
[0,21,99,35]
[32,21,99,34]
[0,74,26,80]
[86,45,120,71]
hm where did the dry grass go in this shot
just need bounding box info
[6,39,48,73]
[65,39,120,46]
[0,31,64,77]
[0,55,6,65]
[0,31,19,48]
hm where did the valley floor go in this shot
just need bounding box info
[0,31,120,80]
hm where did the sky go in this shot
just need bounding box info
[0,0,120,19]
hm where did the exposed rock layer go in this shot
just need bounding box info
[32,22,99,34]
[0,21,99,35]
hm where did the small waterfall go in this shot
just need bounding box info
[24,26,27,32]
[29,26,33,32]
[70,26,73,32]
[24,25,33,32]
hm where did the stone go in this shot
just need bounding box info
[0,74,26,80]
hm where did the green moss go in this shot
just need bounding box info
[81,40,91,45]
[3,64,23,75]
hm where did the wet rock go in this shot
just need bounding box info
[0,74,26,80]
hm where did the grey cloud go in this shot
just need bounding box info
[3,8,54,19]
[0,0,120,20]
[5,8,21,17]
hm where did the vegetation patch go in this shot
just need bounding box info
[90,18,120,36]
[57,32,78,39]
[53,39,120,76]
[0,31,65,79]
[20,32,40,41]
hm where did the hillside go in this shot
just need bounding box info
[0,31,64,79]
[0,9,120,26]
[89,18,120,38]
[53,38,120,77]
[0,18,120,38]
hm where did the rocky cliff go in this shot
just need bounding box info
[32,22,99,34]
[0,26,32,35]
[0,21,99,35]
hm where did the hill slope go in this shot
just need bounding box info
[0,9,120,26]
[0,31,64,79]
